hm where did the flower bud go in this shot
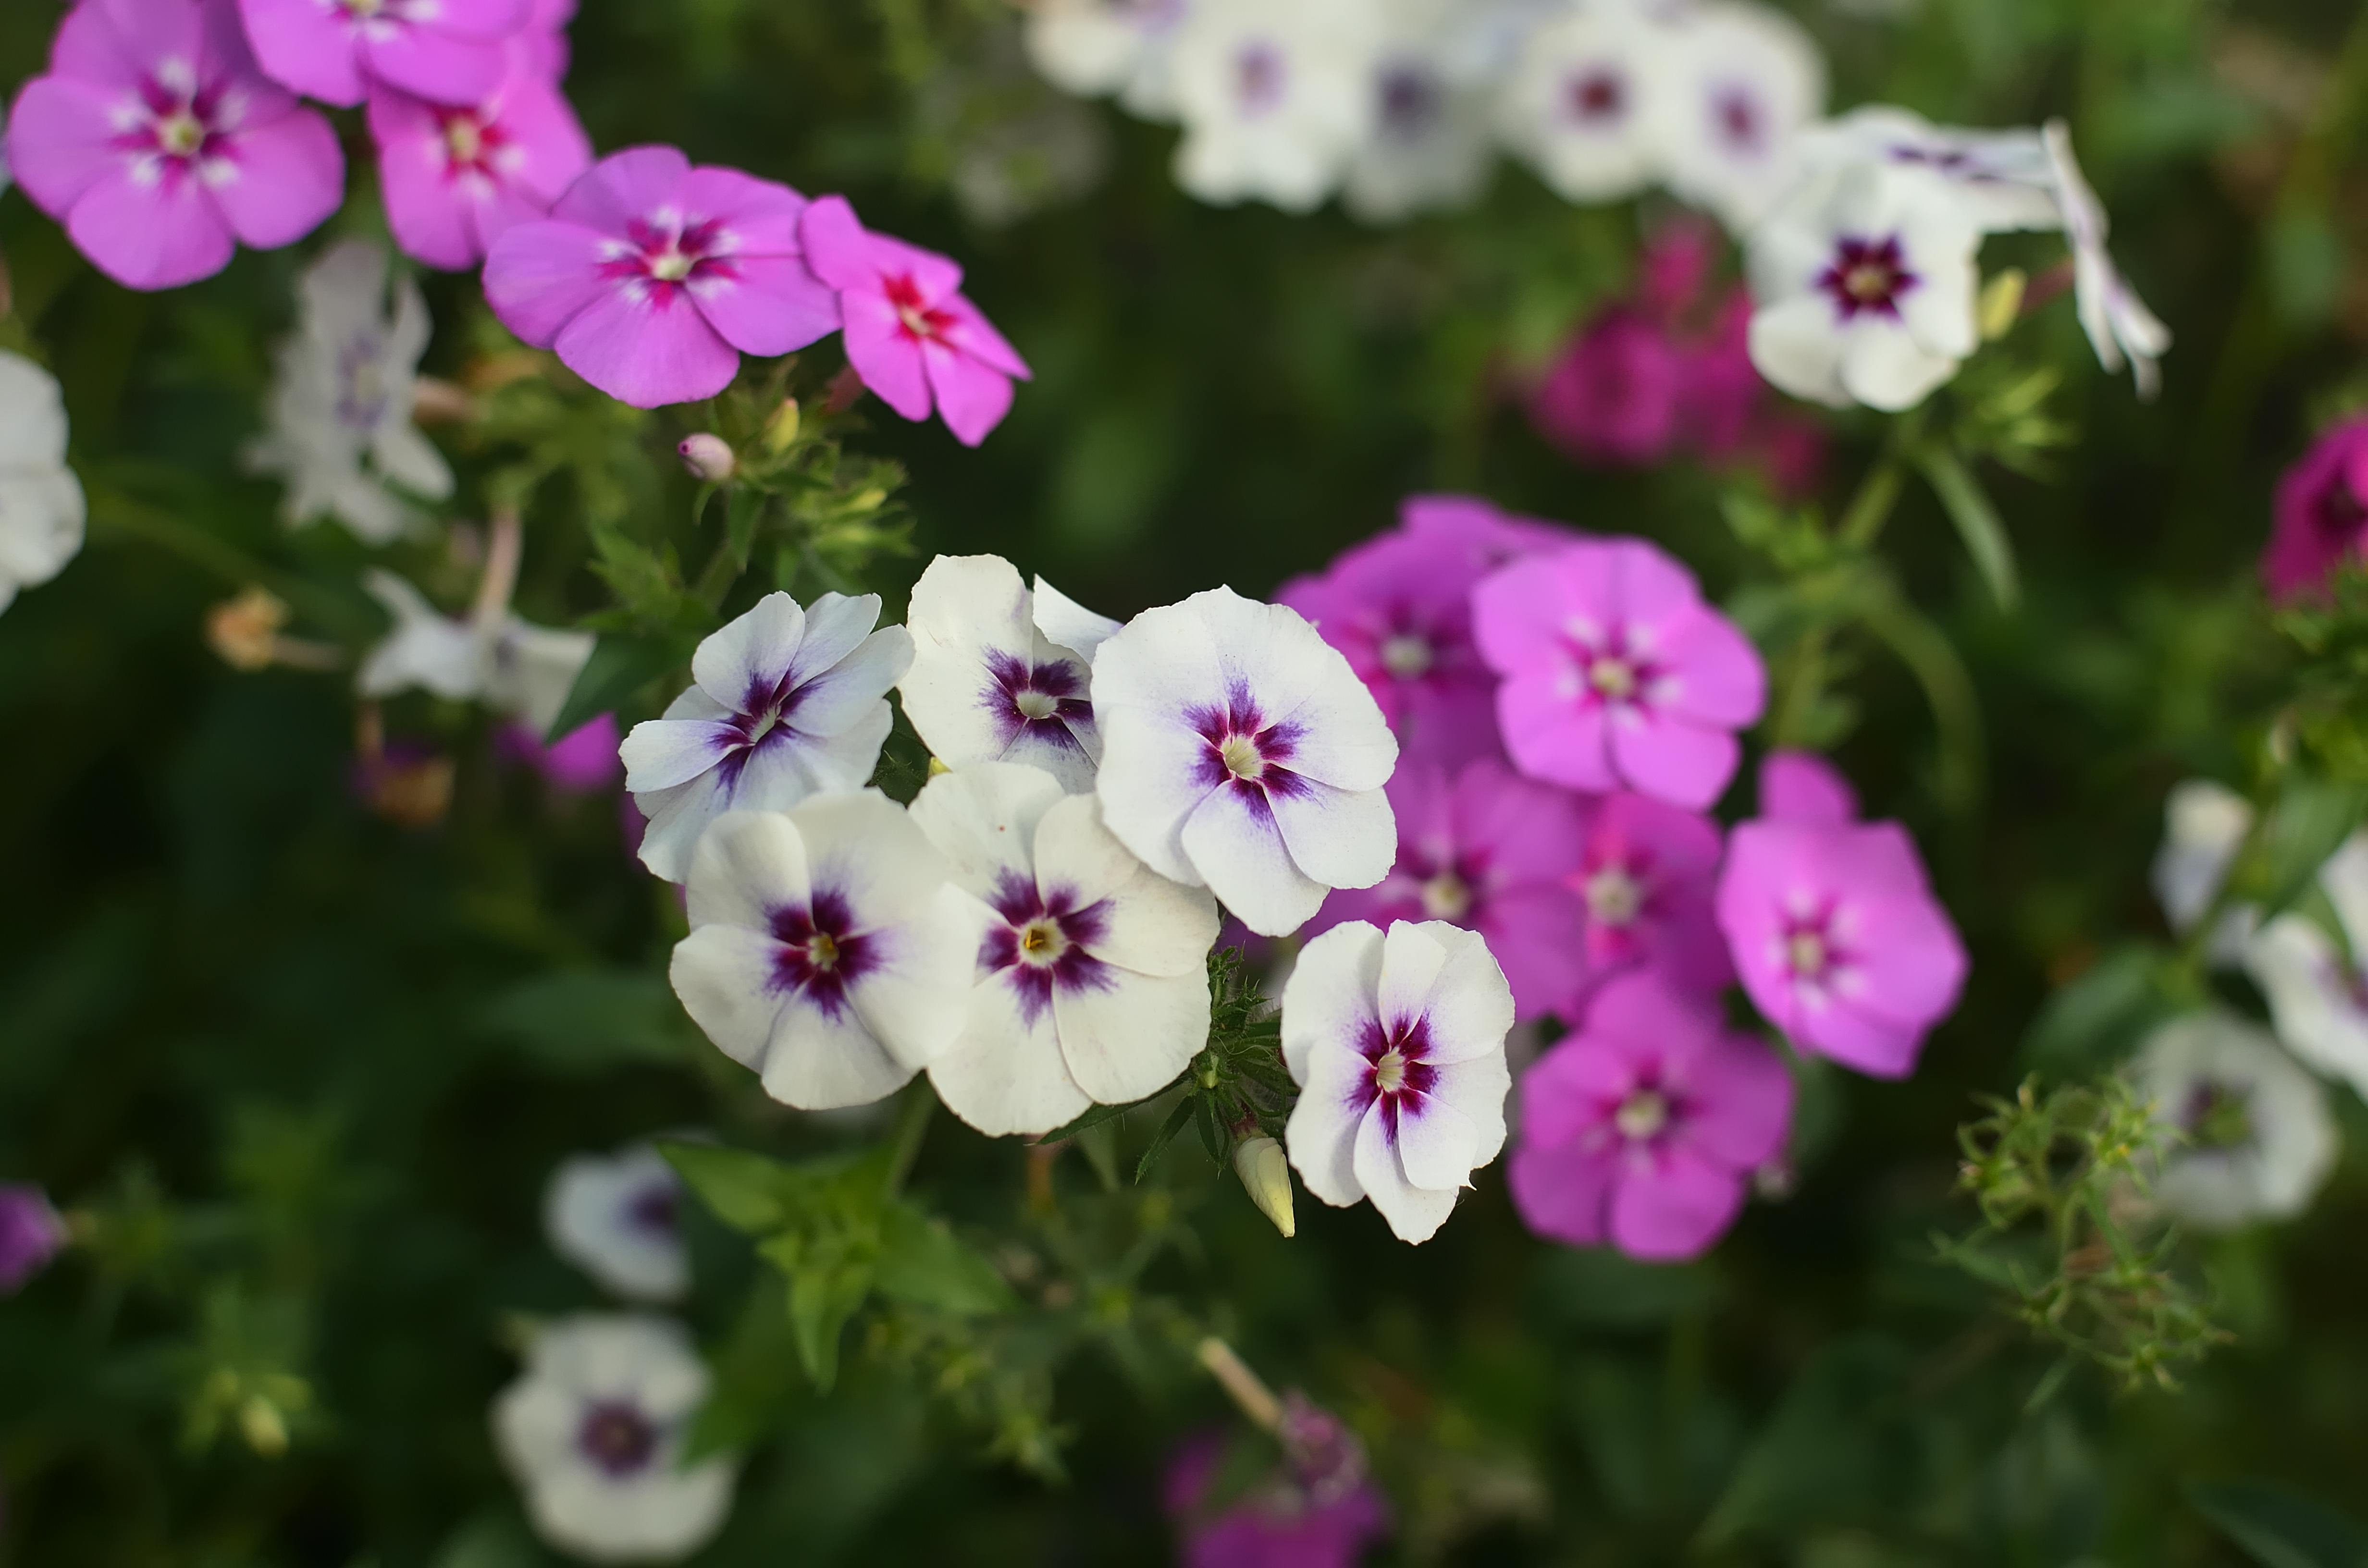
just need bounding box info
[677,432,736,483]
[1232,1136,1295,1238]
[207,586,292,672]
[239,1394,289,1457]
[1978,269,2027,341]
[761,396,802,454]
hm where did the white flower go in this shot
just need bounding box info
[493,1313,737,1565]
[2150,778,2256,966]
[0,350,86,617]
[1281,919,1514,1244]
[1024,0,1192,120]
[2041,120,2172,399]
[1342,0,1497,224]
[668,794,974,1110]
[2131,1012,2336,1232]
[621,593,913,883]
[1170,0,1379,212]
[1091,586,1398,937]
[1745,160,1980,411]
[246,241,454,546]
[2245,832,2368,1100]
[1786,105,2060,234]
[1652,1,1825,233]
[1495,0,1673,206]
[909,762,1220,1136]
[897,554,1117,793]
[545,1145,690,1304]
[356,570,596,735]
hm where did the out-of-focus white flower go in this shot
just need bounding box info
[2151,778,2256,966]
[2040,120,2172,399]
[619,593,913,883]
[1169,0,1379,212]
[1091,586,1399,937]
[1495,0,1673,205]
[1343,0,1497,223]
[898,554,1116,793]
[246,241,453,546]
[1744,160,1979,411]
[0,350,86,617]
[2131,1012,2336,1232]
[493,1313,737,1564]
[1786,105,2060,233]
[546,1145,689,1304]
[1024,0,1192,120]
[1652,1,1825,232]
[2246,832,2368,1100]
[1282,919,1514,1244]
[910,762,1219,1136]
[668,795,974,1110]
[357,570,594,735]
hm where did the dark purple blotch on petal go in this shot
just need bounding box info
[978,871,1117,1025]
[768,887,882,1020]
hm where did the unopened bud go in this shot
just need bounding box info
[207,586,292,671]
[238,1394,289,1457]
[761,396,802,454]
[1233,1136,1295,1238]
[677,432,736,483]
[1977,269,2026,341]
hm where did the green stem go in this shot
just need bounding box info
[884,1083,936,1197]
[1858,587,1986,813]
[1838,457,1906,550]
[1771,625,1833,748]
[86,485,368,639]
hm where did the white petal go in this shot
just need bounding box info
[2319,832,2368,960]
[844,885,978,1074]
[1747,294,1850,409]
[793,592,892,683]
[792,625,913,738]
[358,570,481,701]
[1036,793,1220,977]
[488,620,596,734]
[1267,779,1396,893]
[634,775,732,884]
[1033,574,1122,661]
[372,420,453,500]
[908,761,1066,901]
[1414,922,1517,1067]
[619,717,738,794]
[1280,920,1385,1083]
[1393,1090,1480,1192]
[1092,706,1218,885]
[1284,1040,1376,1208]
[929,965,1093,1137]
[1181,784,1329,937]
[1351,1100,1460,1243]
[1432,1049,1512,1167]
[683,809,812,931]
[758,989,920,1111]
[691,591,807,710]
[2247,914,2368,1101]
[0,471,86,592]
[0,352,70,469]
[668,923,791,1071]
[1838,321,1961,413]
[1374,919,1450,1031]
[1053,965,1211,1105]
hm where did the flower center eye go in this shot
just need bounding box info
[1570,69,1625,122]
[897,303,938,339]
[1615,1089,1669,1141]
[157,110,204,157]
[1380,633,1433,679]
[1588,657,1638,699]
[1014,688,1059,722]
[1235,42,1284,111]
[805,931,841,970]
[1584,866,1642,927]
[576,1401,658,1476]
[444,114,484,164]
[1786,930,1828,977]
[650,246,695,282]
[2182,1080,2255,1151]
[1845,262,1895,302]
[1016,919,1068,964]
[1373,1048,1407,1095]
[1218,733,1267,782]
[341,0,386,16]
[1420,872,1471,922]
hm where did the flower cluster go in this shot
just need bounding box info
[1284,495,1968,1259]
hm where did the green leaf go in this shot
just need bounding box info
[1697,1335,1922,1547]
[2020,944,2177,1075]
[431,1512,548,1568]
[2189,1481,2368,1568]
[1135,1099,1197,1183]
[686,1276,807,1459]
[1034,1083,1174,1146]
[2256,775,2368,919]
[767,1236,875,1393]
[1916,444,2019,610]
[724,485,768,576]
[476,971,689,1072]
[874,1202,1015,1316]
[545,632,683,743]
[660,1142,801,1234]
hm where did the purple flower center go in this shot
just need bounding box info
[115,63,232,180]
[1777,903,1849,991]
[1581,861,1646,928]
[1189,687,1308,798]
[885,273,956,344]
[438,108,512,179]
[1614,1085,1673,1143]
[1564,628,1663,712]
[1353,1015,1440,1139]
[1566,68,1627,124]
[576,1400,660,1477]
[625,1181,679,1237]
[2315,473,2368,539]
[604,213,738,308]
[336,332,389,434]
[1817,235,1919,321]
[1235,42,1286,113]
[982,650,1090,751]
[1714,86,1764,152]
[1377,65,1441,140]
[768,888,878,1020]
[979,872,1115,1025]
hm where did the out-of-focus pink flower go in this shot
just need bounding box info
[499,711,621,794]
[1637,215,1719,325]
[0,1185,68,1294]
[482,146,840,409]
[1528,305,1689,467]
[797,195,1031,447]
[1165,1433,1390,1568]
[1509,973,1792,1261]
[1473,539,1766,810]
[1715,753,1966,1078]
[238,0,532,108]
[368,39,591,270]
[1399,493,1579,571]
[2264,416,2368,603]
[7,0,345,292]
[519,0,576,80]
[1750,411,1829,501]
[1571,791,1731,999]
[1676,293,1762,460]
[1310,760,1591,1023]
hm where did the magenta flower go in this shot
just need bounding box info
[1715,753,1967,1078]
[498,712,622,794]
[1472,539,1766,810]
[1399,492,1580,571]
[797,195,1031,447]
[7,0,344,292]
[367,41,592,270]
[1509,974,1792,1261]
[0,1185,68,1294]
[1165,1434,1389,1568]
[2263,416,2368,603]
[237,0,533,108]
[1570,791,1731,1000]
[1311,760,1592,1024]
[483,146,840,409]
[1528,305,1688,467]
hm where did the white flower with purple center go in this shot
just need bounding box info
[493,1313,737,1564]
[1788,105,2061,234]
[910,763,1220,1136]
[357,569,595,736]
[1282,919,1513,1244]
[2132,1013,2336,1233]
[667,793,973,1111]
[898,554,1120,793]
[620,592,914,883]
[1745,159,1980,411]
[1652,0,1825,233]
[1495,0,1673,206]
[1092,586,1399,938]
[0,350,86,619]
[2040,120,2171,399]
[1342,0,1496,224]
[1169,0,1379,212]
[545,1144,689,1304]
[1024,0,1193,120]
[2245,832,2368,1101]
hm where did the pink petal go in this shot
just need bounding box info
[1834,890,1967,1035]
[1519,1036,1637,1150]
[839,293,934,421]
[209,108,344,251]
[864,228,963,305]
[1455,760,1590,877]
[67,164,234,291]
[922,341,1014,446]
[1587,971,1716,1050]
[1608,1146,1744,1261]
[1471,556,1578,673]
[1497,675,1615,792]
[690,255,840,357]
[1602,538,1705,630]
[1794,1000,1924,1079]
[1508,1139,1617,1246]
[197,0,301,115]
[369,91,473,269]
[550,143,689,229]
[482,217,611,346]
[1760,749,1858,823]
[1677,1033,1793,1167]
[238,0,369,105]
[49,0,156,89]
[427,0,534,42]
[1608,711,1739,810]
[677,165,807,253]
[1479,885,1591,1021]
[553,284,742,408]
[934,292,1031,380]
[6,79,127,220]
[1653,609,1766,730]
[796,194,875,290]
[362,24,508,105]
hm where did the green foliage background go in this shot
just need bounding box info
[5,0,2368,1563]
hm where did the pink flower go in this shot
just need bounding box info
[498,711,622,793]
[797,195,1031,447]
[367,38,591,270]
[1165,1433,1389,1568]
[1310,760,1591,1024]
[1636,215,1719,324]
[1528,305,1688,467]
[7,0,344,292]
[1510,974,1792,1261]
[1714,752,1967,1078]
[482,146,840,409]
[1472,538,1766,810]
[1399,492,1580,570]
[519,0,576,80]
[0,1185,68,1294]
[1570,791,1731,999]
[237,0,533,109]
[2263,416,2368,603]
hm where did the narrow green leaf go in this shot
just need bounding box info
[1916,443,2020,610]
[1194,1094,1226,1165]
[725,486,767,573]
[874,1202,1015,1316]
[2020,944,2175,1075]
[1135,1099,1197,1183]
[545,633,682,743]
[776,1250,873,1394]
[1034,1080,1177,1145]
[2256,775,2368,919]
[2188,1480,2368,1568]
[477,971,688,1072]
[659,1142,799,1234]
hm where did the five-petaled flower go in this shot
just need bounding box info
[1168,0,1380,213]
[1093,586,1400,938]
[620,591,913,883]
[1282,919,1514,1244]
[239,0,533,108]
[1495,1,1670,206]
[2245,831,2368,1103]
[2131,1013,2336,1233]
[1653,0,1824,232]
[1569,789,1733,1001]
[2262,416,2368,604]
[910,763,1220,1136]
[544,1143,689,1304]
